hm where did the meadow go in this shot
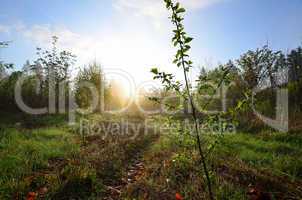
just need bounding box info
[0,113,301,199]
[0,0,302,199]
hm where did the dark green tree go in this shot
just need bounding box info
[237,45,284,90]
[75,62,104,112]
[287,47,302,82]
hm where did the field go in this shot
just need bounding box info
[0,113,301,199]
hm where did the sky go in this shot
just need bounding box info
[0,0,302,87]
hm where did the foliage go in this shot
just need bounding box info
[196,44,302,132]
[124,129,302,199]
[0,41,13,71]
[288,47,302,82]
[75,62,104,111]
[0,37,77,113]
[236,45,285,89]
[33,36,76,111]
[34,36,76,85]
[151,1,217,199]
[0,126,79,198]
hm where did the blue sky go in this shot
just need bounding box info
[0,0,301,84]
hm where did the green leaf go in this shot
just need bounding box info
[185,37,193,43]
[172,36,177,42]
[176,49,182,58]
[164,0,172,8]
[183,46,190,53]
[151,68,159,74]
[185,45,191,49]
[176,8,186,13]
[174,2,180,10]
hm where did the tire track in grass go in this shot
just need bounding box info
[103,133,159,200]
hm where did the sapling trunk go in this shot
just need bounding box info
[172,12,214,200]
[164,1,215,199]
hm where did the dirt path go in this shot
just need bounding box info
[99,131,159,200]
[103,153,147,200]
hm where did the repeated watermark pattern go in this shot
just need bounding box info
[14,68,288,135]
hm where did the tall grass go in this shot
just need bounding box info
[214,132,302,180]
[0,127,79,198]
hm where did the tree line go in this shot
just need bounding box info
[0,37,301,132]
[0,36,125,114]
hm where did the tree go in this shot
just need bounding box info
[0,41,13,78]
[0,71,22,110]
[34,36,76,111]
[152,1,215,199]
[237,46,284,90]
[287,47,302,82]
[75,62,104,112]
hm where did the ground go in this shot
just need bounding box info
[0,113,301,199]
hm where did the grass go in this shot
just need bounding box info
[0,127,79,198]
[0,113,301,199]
[0,113,159,199]
[213,132,302,181]
[0,111,68,128]
[124,134,248,200]
[123,127,302,200]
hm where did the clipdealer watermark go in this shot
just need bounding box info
[79,117,237,139]
[14,67,289,137]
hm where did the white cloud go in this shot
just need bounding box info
[22,25,80,47]
[19,24,96,63]
[181,0,226,10]
[0,24,10,34]
[13,23,177,84]
[12,0,226,69]
[113,0,165,17]
[8,0,227,83]
[113,0,167,31]
[113,0,225,16]
[112,0,225,31]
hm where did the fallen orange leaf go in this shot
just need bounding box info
[26,192,37,200]
[175,192,183,200]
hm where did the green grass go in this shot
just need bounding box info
[0,113,158,199]
[0,112,68,128]
[0,113,301,199]
[0,127,79,198]
[213,132,302,181]
[124,134,209,199]
[124,128,302,199]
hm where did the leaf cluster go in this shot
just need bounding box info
[164,0,193,72]
[151,68,182,93]
[0,41,14,70]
